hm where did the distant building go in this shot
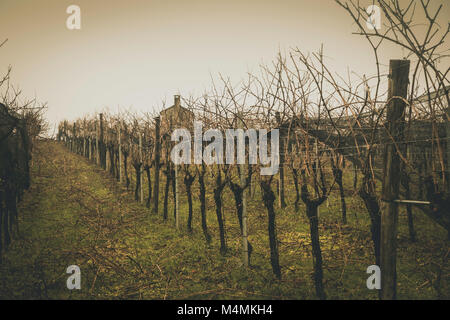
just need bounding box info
[415,85,449,104]
[414,85,449,120]
[160,95,195,132]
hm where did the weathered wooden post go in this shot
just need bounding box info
[175,162,179,230]
[96,119,100,166]
[250,164,255,197]
[105,127,110,172]
[99,113,105,169]
[172,121,179,230]
[280,136,287,208]
[152,116,161,214]
[72,123,77,153]
[88,136,92,161]
[118,123,122,184]
[315,139,320,216]
[446,107,450,193]
[139,133,144,203]
[238,115,249,267]
[275,112,286,208]
[69,124,72,151]
[63,122,67,147]
[380,59,410,300]
[83,129,86,158]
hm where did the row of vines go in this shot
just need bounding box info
[0,65,47,263]
[57,1,449,299]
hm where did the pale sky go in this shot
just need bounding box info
[1,0,448,132]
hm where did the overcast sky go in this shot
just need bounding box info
[1,0,448,131]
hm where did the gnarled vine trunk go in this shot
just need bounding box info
[260,179,281,279]
[213,172,227,255]
[198,164,211,243]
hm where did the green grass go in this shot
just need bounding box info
[0,140,447,299]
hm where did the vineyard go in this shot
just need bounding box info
[0,0,449,300]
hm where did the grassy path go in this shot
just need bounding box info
[0,141,286,299]
[0,141,447,299]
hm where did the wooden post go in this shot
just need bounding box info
[106,128,110,172]
[238,115,249,267]
[63,122,67,146]
[250,164,255,197]
[99,113,105,169]
[88,136,92,160]
[380,59,410,300]
[119,123,122,184]
[73,123,77,153]
[315,139,320,216]
[83,133,86,158]
[152,116,161,214]
[175,163,179,230]
[446,107,450,193]
[279,136,286,208]
[139,133,144,203]
[96,120,100,166]
[275,112,286,208]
